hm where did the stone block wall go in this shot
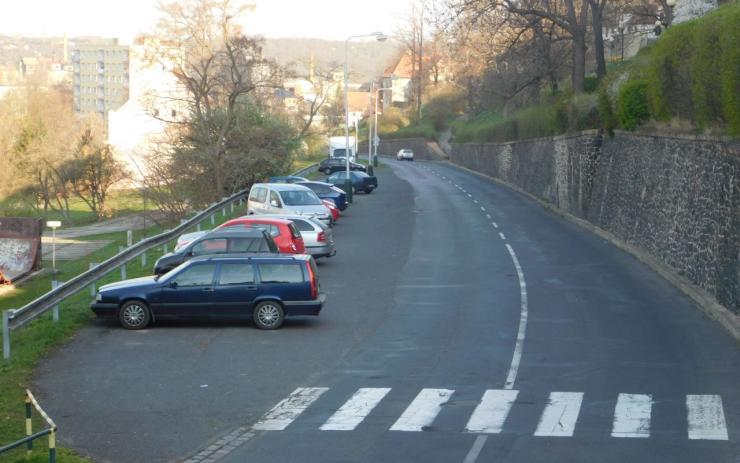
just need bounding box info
[451,132,740,314]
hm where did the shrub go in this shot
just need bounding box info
[583,76,600,93]
[618,79,650,130]
[597,89,617,137]
[422,86,465,131]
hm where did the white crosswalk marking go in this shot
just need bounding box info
[534,392,584,437]
[253,387,329,431]
[465,389,519,434]
[390,389,455,432]
[320,388,391,431]
[612,394,652,438]
[686,395,729,440]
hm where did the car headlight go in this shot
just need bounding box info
[95,292,103,302]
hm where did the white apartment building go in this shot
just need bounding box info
[72,38,129,116]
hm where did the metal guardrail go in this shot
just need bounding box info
[0,390,57,462]
[1,163,318,360]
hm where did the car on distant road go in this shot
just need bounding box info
[247,214,336,259]
[93,254,325,330]
[154,228,279,275]
[326,171,378,194]
[396,148,414,161]
[296,181,348,210]
[318,157,367,175]
[247,183,332,226]
[268,176,308,184]
[218,217,305,254]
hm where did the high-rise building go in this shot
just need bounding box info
[72,38,129,117]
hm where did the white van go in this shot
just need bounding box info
[247,183,332,226]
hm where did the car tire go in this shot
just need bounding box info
[322,168,331,175]
[253,301,285,330]
[119,300,151,330]
[364,188,373,194]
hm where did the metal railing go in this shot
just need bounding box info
[2,164,317,360]
[0,390,57,462]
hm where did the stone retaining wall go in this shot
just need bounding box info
[451,131,740,315]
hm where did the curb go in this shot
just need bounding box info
[444,160,740,343]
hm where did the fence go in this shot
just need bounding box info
[0,390,57,462]
[1,163,317,360]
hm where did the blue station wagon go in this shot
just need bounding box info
[91,254,325,330]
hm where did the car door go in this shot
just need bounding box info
[157,262,217,318]
[267,189,283,214]
[212,261,259,318]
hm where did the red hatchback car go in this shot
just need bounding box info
[217,217,305,254]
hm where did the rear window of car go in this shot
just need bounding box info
[229,237,269,252]
[257,263,304,283]
[314,185,332,194]
[288,222,301,239]
[291,219,314,232]
[192,238,227,255]
[218,263,255,285]
[249,186,267,202]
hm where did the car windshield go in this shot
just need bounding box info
[280,190,322,206]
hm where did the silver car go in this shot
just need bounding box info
[247,183,332,226]
[247,214,336,258]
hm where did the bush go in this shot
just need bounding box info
[618,79,650,131]
[583,76,600,93]
[422,86,465,131]
[597,89,617,137]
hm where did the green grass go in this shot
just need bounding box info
[290,152,326,174]
[0,202,250,462]
[0,189,155,227]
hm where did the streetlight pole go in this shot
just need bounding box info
[374,86,392,168]
[344,32,386,203]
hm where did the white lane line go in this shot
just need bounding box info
[473,199,479,204]
[462,435,488,463]
[467,194,473,198]
[686,395,729,440]
[321,388,391,431]
[503,244,528,390]
[253,387,329,431]
[390,389,455,431]
[492,222,499,228]
[480,206,486,212]
[534,392,584,437]
[499,232,506,240]
[486,214,491,219]
[454,184,459,188]
[465,389,519,433]
[612,394,653,438]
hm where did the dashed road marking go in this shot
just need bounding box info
[687,395,729,440]
[492,222,499,228]
[321,388,391,431]
[499,232,506,240]
[612,393,653,438]
[253,387,329,431]
[486,214,492,219]
[465,389,519,434]
[480,206,486,212]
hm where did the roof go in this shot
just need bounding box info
[222,217,293,226]
[251,183,312,192]
[347,91,371,113]
[198,228,268,239]
[189,253,309,262]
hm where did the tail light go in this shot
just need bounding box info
[317,231,326,242]
[306,261,318,299]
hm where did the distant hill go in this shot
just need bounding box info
[262,37,402,82]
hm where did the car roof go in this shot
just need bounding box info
[198,228,268,239]
[222,217,292,226]
[189,253,310,263]
[251,183,312,192]
[296,181,335,187]
[241,214,323,226]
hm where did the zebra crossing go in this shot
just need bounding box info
[252,387,731,441]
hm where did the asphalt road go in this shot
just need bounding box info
[34,160,739,463]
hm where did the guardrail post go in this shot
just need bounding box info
[51,281,60,322]
[222,206,226,217]
[120,264,126,280]
[25,393,33,453]
[126,230,133,247]
[141,251,147,267]
[238,197,243,206]
[196,223,201,232]
[163,243,168,254]
[49,428,57,463]
[210,214,215,225]
[230,202,234,213]
[89,263,96,296]
[3,310,10,360]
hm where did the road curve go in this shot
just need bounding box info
[35,160,739,463]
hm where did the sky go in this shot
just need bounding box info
[0,0,411,43]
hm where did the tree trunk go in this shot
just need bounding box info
[591,2,607,79]
[571,30,587,93]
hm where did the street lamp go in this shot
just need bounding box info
[344,32,387,203]
[373,86,392,169]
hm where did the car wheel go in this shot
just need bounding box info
[119,300,151,330]
[253,301,285,330]
[364,188,373,194]
[322,168,331,175]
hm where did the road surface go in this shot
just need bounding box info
[34,160,739,463]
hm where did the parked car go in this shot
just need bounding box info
[154,228,279,275]
[175,231,206,252]
[247,214,336,259]
[218,217,305,254]
[318,157,367,175]
[247,183,332,226]
[322,200,340,223]
[92,254,325,330]
[296,181,348,210]
[269,176,308,184]
[397,148,414,161]
[326,171,378,194]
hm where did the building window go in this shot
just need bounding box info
[171,109,177,118]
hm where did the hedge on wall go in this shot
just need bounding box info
[618,79,651,131]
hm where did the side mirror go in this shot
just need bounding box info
[270,200,281,208]
[169,281,178,289]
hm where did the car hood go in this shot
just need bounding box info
[99,276,160,292]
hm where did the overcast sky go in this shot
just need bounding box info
[1,0,410,42]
